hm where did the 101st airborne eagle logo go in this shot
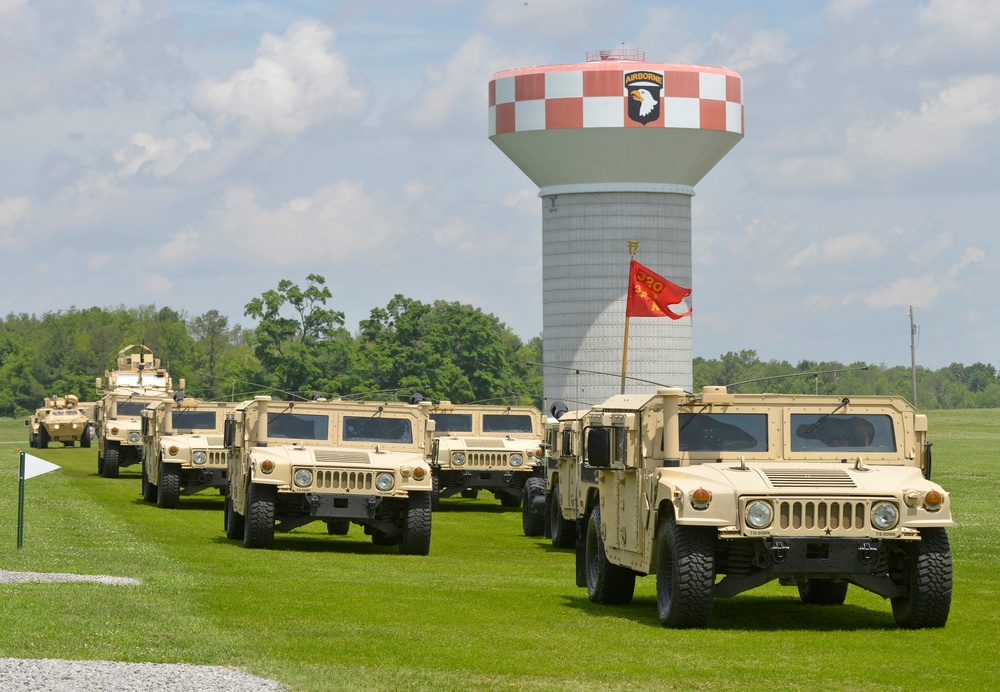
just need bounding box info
[625,70,663,125]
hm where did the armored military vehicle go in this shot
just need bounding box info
[26,395,95,449]
[522,403,597,548]
[141,397,233,508]
[94,344,180,478]
[224,396,435,554]
[428,402,546,511]
[577,386,953,629]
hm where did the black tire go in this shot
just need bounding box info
[224,491,245,540]
[243,482,276,549]
[891,528,953,629]
[103,444,120,478]
[157,462,180,509]
[80,426,92,449]
[460,488,479,499]
[38,427,49,450]
[430,473,441,511]
[655,514,716,628]
[499,492,521,508]
[326,519,350,535]
[798,580,849,605]
[141,462,158,503]
[522,477,545,536]
[97,453,104,476]
[399,492,432,555]
[585,504,636,605]
[550,482,577,549]
[29,433,36,448]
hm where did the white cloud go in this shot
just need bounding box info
[0,196,30,227]
[159,181,399,266]
[192,20,364,136]
[410,34,495,130]
[865,246,985,309]
[114,132,213,178]
[917,0,1000,45]
[480,0,624,41]
[908,233,953,266]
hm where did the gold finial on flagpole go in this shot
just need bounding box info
[627,240,639,255]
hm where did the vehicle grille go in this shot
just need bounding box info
[467,452,516,468]
[314,469,375,491]
[207,450,227,466]
[763,469,857,488]
[775,499,869,534]
[314,450,371,465]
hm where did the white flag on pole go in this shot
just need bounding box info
[23,453,60,479]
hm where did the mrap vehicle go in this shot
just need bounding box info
[576,386,952,629]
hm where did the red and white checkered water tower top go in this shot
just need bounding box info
[489,48,743,190]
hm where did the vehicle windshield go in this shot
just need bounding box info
[482,414,534,434]
[791,414,896,452]
[267,412,329,440]
[172,410,217,430]
[679,413,768,452]
[343,416,413,443]
[430,413,473,433]
[117,401,150,416]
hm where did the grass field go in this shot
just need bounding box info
[1,411,998,691]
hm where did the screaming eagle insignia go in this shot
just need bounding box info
[625,70,663,125]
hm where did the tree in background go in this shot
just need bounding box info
[243,274,351,397]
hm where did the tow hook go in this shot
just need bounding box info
[857,541,878,564]
[502,471,514,483]
[770,540,790,564]
[366,497,378,518]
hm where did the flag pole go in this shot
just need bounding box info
[622,241,639,394]
[18,450,25,549]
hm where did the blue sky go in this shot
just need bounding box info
[1,1,998,370]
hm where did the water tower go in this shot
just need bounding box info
[488,49,743,408]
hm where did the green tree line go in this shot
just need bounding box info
[2,276,996,415]
[0,275,542,416]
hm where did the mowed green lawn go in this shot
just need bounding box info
[1,410,998,691]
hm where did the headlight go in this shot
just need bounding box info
[871,501,899,530]
[452,453,466,467]
[192,451,207,465]
[510,453,523,467]
[294,469,313,488]
[746,500,773,529]
[376,473,395,491]
[128,432,141,443]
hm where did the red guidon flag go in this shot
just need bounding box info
[626,259,692,319]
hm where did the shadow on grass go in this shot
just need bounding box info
[561,592,895,631]
[128,496,224,511]
[207,530,408,555]
[433,500,519,514]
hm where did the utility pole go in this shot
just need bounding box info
[910,306,918,406]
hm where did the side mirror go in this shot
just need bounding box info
[141,415,149,438]
[223,417,235,448]
[587,428,611,467]
[561,429,572,456]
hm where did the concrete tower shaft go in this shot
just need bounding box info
[489,52,743,408]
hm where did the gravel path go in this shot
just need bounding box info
[0,659,285,691]
[2,571,285,690]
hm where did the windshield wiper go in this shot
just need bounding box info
[679,403,711,432]
[804,398,850,435]
[352,406,384,435]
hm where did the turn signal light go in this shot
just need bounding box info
[260,459,275,474]
[691,487,712,510]
[168,445,179,456]
[924,490,944,511]
[413,467,426,481]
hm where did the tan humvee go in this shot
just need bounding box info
[140,397,233,508]
[25,395,95,449]
[94,344,181,478]
[428,402,546,516]
[527,404,598,549]
[577,386,953,629]
[224,396,435,554]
